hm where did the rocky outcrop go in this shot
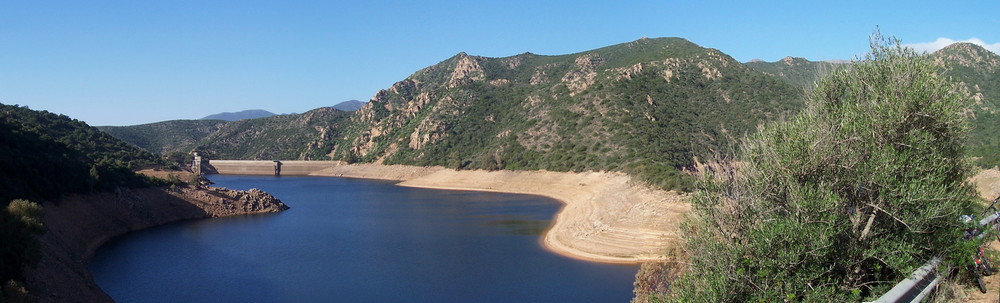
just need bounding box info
[447,53,486,88]
[24,186,287,303]
[562,54,603,95]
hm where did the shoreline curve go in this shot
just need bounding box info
[308,163,691,264]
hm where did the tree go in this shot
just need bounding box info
[668,32,979,301]
[0,200,45,289]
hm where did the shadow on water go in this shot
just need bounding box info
[91,217,284,303]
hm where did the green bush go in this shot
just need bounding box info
[0,200,44,289]
[669,33,980,301]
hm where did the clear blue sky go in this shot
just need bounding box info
[2,0,998,126]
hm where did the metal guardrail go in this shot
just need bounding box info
[868,210,1000,303]
[867,257,942,303]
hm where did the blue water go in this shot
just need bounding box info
[90,175,638,302]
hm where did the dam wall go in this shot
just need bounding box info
[206,160,343,176]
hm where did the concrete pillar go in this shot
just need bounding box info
[192,152,202,175]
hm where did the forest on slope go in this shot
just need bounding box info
[1,104,166,203]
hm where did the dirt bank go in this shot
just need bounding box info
[23,185,288,303]
[971,168,1000,201]
[311,164,690,263]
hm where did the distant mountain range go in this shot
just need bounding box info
[98,38,1000,189]
[198,100,364,122]
[331,100,365,111]
[201,109,276,121]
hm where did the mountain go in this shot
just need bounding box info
[332,100,366,111]
[744,56,843,89]
[329,37,804,189]
[931,43,1000,167]
[201,109,276,121]
[100,38,804,190]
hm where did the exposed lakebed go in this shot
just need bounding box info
[90,175,638,302]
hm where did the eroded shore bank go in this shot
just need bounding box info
[24,185,288,303]
[310,164,692,263]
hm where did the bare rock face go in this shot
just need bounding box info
[447,54,486,88]
[562,54,604,95]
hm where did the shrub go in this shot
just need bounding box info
[669,33,980,301]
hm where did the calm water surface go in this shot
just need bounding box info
[90,175,638,302]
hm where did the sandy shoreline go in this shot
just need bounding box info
[310,164,691,263]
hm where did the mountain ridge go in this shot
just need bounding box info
[99,38,1000,188]
[201,109,276,121]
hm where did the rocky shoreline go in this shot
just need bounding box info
[24,185,288,303]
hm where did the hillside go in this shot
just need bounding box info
[98,119,227,155]
[1,103,163,203]
[201,109,276,121]
[0,103,167,296]
[193,107,353,160]
[744,56,843,89]
[331,37,804,189]
[99,107,353,160]
[930,43,1000,167]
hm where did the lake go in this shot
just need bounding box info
[90,175,639,302]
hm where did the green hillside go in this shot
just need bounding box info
[0,103,163,203]
[332,38,804,190]
[193,107,353,160]
[930,43,1000,167]
[98,107,353,161]
[745,56,843,89]
[98,119,227,155]
[1,103,169,288]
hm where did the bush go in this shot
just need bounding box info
[669,33,980,301]
[0,200,44,290]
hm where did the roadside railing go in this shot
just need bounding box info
[867,257,942,303]
[867,210,1000,303]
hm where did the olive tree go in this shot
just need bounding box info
[668,33,979,301]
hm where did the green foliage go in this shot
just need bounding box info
[0,200,44,288]
[104,107,353,161]
[750,42,1000,169]
[670,34,980,301]
[0,103,163,203]
[98,119,226,155]
[930,43,1000,168]
[331,38,803,191]
[969,111,1000,168]
[745,57,841,90]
